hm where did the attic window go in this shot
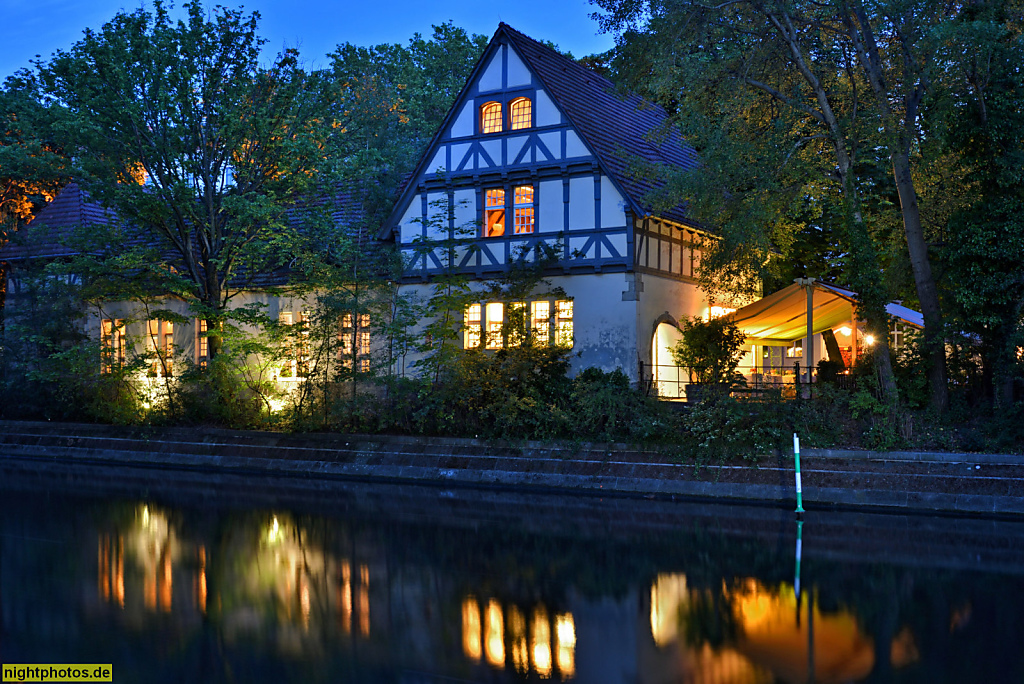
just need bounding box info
[485,188,505,237]
[510,97,532,130]
[481,101,503,134]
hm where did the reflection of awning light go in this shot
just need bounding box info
[532,606,552,677]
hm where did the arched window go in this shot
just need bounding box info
[509,97,532,131]
[480,101,503,134]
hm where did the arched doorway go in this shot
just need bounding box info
[651,318,685,399]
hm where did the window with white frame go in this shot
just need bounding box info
[485,302,504,350]
[146,319,173,377]
[480,101,503,134]
[464,304,482,349]
[196,319,209,368]
[509,97,532,130]
[461,299,574,350]
[279,311,309,378]
[513,185,534,234]
[555,300,573,347]
[101,319,126,373]
[485,188,505,237]
[339,313,371,373]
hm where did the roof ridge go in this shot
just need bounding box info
[497,23,617,92]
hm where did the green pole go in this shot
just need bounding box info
[794,433,806,513]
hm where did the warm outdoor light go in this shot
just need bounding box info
[865,335,876,346]
[838,326,852,336]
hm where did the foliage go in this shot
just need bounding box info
[671,316,747,386]
[37,0,334,355]
[0,73,71,236]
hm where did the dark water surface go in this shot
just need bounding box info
[1,458,1023,684]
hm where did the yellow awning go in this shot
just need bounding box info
[729,282,923,343]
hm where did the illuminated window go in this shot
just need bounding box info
[147,319,174,377]
[101,319,126,373]
[464,304,482,349]
[280,311,309,378]
[556,300,573,347]
[485,188,505,237]
[531,301,550,344]
[507,301,527,347]
[485,302,504,349]
[513,185,534,234]
[196,319,209,368]
[339,313,371,372]
[510,97,532,130]
[481,101,503,134]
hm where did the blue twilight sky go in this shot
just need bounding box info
[0,0,616,81]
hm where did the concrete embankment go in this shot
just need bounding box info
[0,420,1021,516]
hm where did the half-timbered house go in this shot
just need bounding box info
[384,24,722,392]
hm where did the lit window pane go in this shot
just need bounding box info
[531,301,550,345]
[485,188,505,237]
[485,302,504,349]
[556,300,573,347]
[464,304,482,349]
[513,185,534,234]
[510,97,532,130]
[481,101,503,134]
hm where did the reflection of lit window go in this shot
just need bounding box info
[555,613,575,678]
[486,302,504,350]
[464,304,482,349]
[486,599,505,667]
[481,101,503,134]
[340,561,352,634]
[510,97,532,130]
[98,534,125,608]
[485,188,505,237]
[651,573,688,647]
[556,300,573,347]
[463,597,482,661]
[359,564,370,637]
[196,546,207,614]
[531,301,550,344]
[510,606,528,673]
[513,185,534,234]
[531,606,552,677]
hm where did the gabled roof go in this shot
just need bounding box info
[382,23,699,238]
[499,24,697,226]
[0,183,117,261]
[1,182,373,289]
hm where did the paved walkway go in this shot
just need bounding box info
[1,420,1021,516]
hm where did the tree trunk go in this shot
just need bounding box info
[891,151,948,412]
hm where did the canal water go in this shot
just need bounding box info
[1,458,1022,684]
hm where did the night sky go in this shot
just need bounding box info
[0,0,615,80]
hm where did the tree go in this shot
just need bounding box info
[37,0,334,358]
[671,316,747,386]
[1,73,72,322]
[596,0,902,403]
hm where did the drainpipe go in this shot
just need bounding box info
[794,278,815,387]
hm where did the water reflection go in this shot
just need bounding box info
[649,574,920,684]
[462,597,575,679]
[4,470,1024,683]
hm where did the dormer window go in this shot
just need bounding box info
[481,101,503,134]
[510,97,532,130]
[485,188,505,236]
